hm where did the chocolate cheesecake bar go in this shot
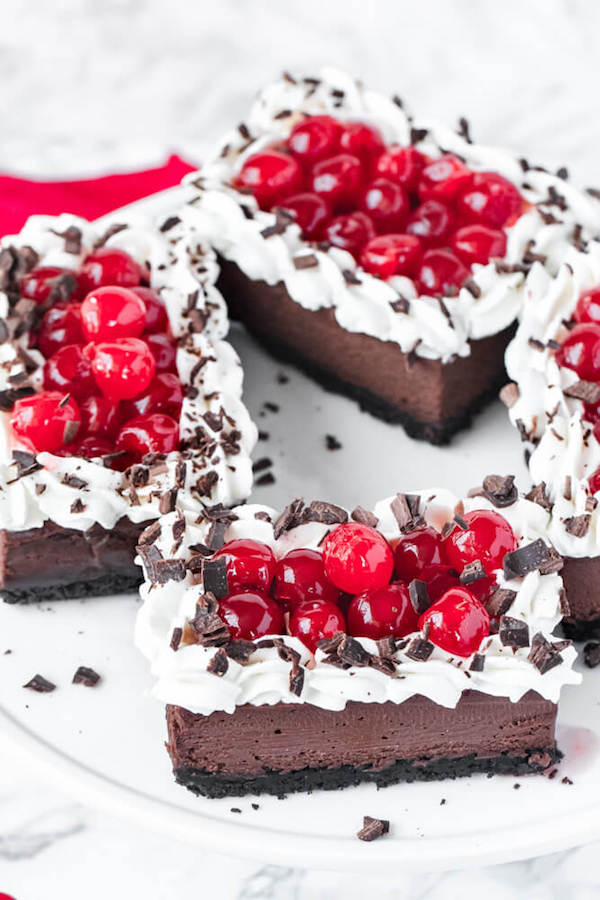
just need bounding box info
[0,211,255,602]
[136,486,578,798]
[186,68,599,443]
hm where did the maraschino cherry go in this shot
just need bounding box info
[288,115,342,164]
[589,466,600,495]
[555,323,600,382]
[131,286,168,333]
[273,548,339,611]
[37,303,84,358]
[322,522,394,593]
[418,154,473,202]
[347,582,418,639]
[20,266,80,305]
[443,509,517,576]
[43,344,95,400]
[310,153,364,211]
[115,413,179,459]
[81,286,147,341]
[121,373,182,419]
[236,150,302,210]
[213,539,276,594]
[325,212,375,258]
[10,391,81,453]
[419,586,489,657]
[360,234,422,278]
[339,121,385,167]
[89,337,156,400]
[79,394,122,438]
[279,193,331,239]
[457,172,524,228]
[416,248,469,295]
[289,600,346,653]
[394,525,445,582]
[360,178,409,233]
[451,225,507,266]
[79,248,143,293]
[219,591,284,641]
[406,200,455,247]
[146,332,177,373]
[375,146,428,192]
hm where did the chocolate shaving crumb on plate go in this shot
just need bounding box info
[256,471,276,486]
[24,674,56,693]
[584,641,600,668]
[357,816,390,842]
[325,434,342,450]
[72,666,101,687]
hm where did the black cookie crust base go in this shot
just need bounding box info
[174,747,562,799]
[0,571,142,605]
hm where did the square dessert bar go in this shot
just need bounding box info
[0,211,255,602]
[186,68,600,443]
[136,484,579,798]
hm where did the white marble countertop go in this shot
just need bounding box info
[3,0,600,896]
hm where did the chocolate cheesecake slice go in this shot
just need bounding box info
[186,68,595,443]
[0,211,255,602]
[136,487,579,798]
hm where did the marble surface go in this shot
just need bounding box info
[3,0,600,896]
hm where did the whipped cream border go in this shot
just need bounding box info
[135,489,579,716]
[0,210,256,534]
[185,67,600,363]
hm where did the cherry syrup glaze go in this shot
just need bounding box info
[235,114,525,293]
[210,511,517,652]
[9,250,183,468]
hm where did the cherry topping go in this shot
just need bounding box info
[416,248,469,295]
[10,391,80,453]
[81,286,147,342]
[325,212,375,258]
[589,466,600,495]
[273,548,339,611]
[419,586,489,657]
[555,323,600,382]
[360,234,422,279]
[375,146,428,192]
[43,343,95,400]
[37,302,84,358]
[289,600,346,653]
[235,150,302,210]
[79,248,143,294]
[419,563,461,602]
[89,337,156,400]
[115,412,179,463]
[418,154,473,203]
[310,153,364,211]
[322,522,394,594]
[406,200,455,247]
[145,332,177,373]
[213,539,276,594]
[219,591,284,641]
[79,394,122,438]
[339,121,385,166]
[287,115,342,164]
[444,509,517,576]
[279,192,331,239]
[20,266,80,305]
[70,435,114,459]
[457,172,523,228]
[451,225,507,266]
[121,373,183,420]
[130,286,168,334]
[360,178,409,233]
[575,288,600,325]
[347,582,418,640]
[394,525,445,582]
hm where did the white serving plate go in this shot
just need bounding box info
[1,188,599,873]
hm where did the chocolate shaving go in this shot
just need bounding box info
[485,588,516,618]
[528,632,563,674]
[538,546,564,575]
[470,654,485,672]
[300,500,347,526]
[337,636,371,667]
[154,557,187,585]
[525,482,551,511]
[481,474,517,508]
[159,488,178,515]
[325,434,342,451]
[564,380,600,403]
[390,493,420,530]
[564,514,591,538]
[292,253,319,270]
[0,386,35,411]
[136,543,163,583]
[357,816,389,842]
[460,560,487,584]
[226,640,256,663]
[503,539,552,579]
[289,660,304,696]
[342,269,362,285]
[351,506,378,528]
[72,666,101,687]
[405,637,434,661]
[11,450,42,479]
[409,579,431,615]
[376,637,397,659]
[201,556,229,598]
[499,616,530,649]
[160,215,181,232]
[188,593,229,646]
[207,648,229,676]
[24,674,55,693]
[273,498,305,539]
[138,521,161,546]
[499,382,520,408]
[206,519,228,551]
[170,628,183,652]
[316,632,345,654]
[390,296,409,313]
[584,642,600,668]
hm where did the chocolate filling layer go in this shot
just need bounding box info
[218,260,514,445]
[0,517,148,603]
[561,555,600,638]
[166,690,558,798]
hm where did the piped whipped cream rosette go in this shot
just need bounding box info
[185,66,600,363]
[135,485,578,717]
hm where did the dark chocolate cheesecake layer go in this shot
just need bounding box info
[218,260,513,445]
[166,690,559,798]
[561,556,600,639]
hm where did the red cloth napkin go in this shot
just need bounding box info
[0,153,197,236]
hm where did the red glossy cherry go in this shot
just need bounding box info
[419,563,461,603]
[287,115,342,164]
[322,522,394,594]
[37,302,84,358]
[575,288,600,325]
[394,525,446,582]
[213,539,276,594]
[584,398,600,424]
[419,586,489,657]
[115,412,179,464]
[81,286,146,342]
[418,154,473,203]
[89,338,156,400]
[406,200,455,247]
[360,234,422,279]
[279,192,331,239]
[146,332,177,373]
[360,178,409,233]
[71,435,114,459]
[10,390,80,453]
[20,266,81,305]
[79,394,122,438]
[375,146,428,192]
[416,248,469,295]
[555,323,600,382]
[219,591,284,641]
[130,286,169,334]
[79,248,143,294]
[457,172,523,228]
[589,466,600,495]
[347,582,418,640]
[451,225,507,266]
[235,150,302,210]
[325,211,375,258]
[289,600,346,653]
[339,121,385,166]
[121,372,182,420]
[43,344,95,400]
[444,509,517,576]
[273,548,339,611]
[310,153,364,211]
